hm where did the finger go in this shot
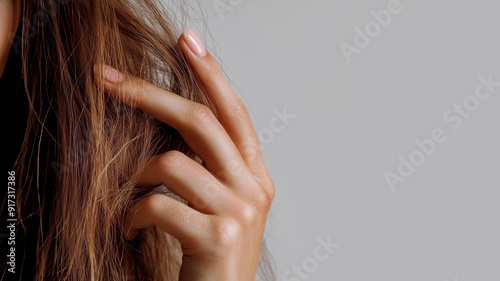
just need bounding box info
[94,64,253,187]
[178,30,266,177]
[137,151,235,214]
[123,193,208,241]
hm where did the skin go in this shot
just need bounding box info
[95,34,275,280]
[0,0,21,78]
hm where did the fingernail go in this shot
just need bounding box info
[103,65,125,83]
[184,29,207,57]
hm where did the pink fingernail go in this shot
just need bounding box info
[103,65,125,83]
[184,29,207,57]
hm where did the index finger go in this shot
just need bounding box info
[178,29,267,177]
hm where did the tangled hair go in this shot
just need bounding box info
[8,0,275,280]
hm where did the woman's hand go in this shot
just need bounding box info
[95,29,274,281]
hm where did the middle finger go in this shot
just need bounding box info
[96,64,251,186]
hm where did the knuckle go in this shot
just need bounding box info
[266,179,275,202]
[225,99,252,127]
[207,63,223,78]
[227,98,248,118]
[210,218,241,250]
[157,150,187,170]
[254,188,273,212]
[187,103,217,127]
[238,142,261,162]
[130,77,153,105]
[237,202,258,225]
[142,194,166,215]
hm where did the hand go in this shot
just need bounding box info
[94,29,274,281]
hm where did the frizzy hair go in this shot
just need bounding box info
[12,0,275,280]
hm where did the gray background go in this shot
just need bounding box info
[171,0,500,280]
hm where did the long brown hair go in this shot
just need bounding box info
[11,0,274,280]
